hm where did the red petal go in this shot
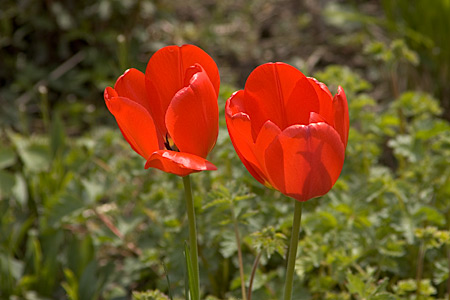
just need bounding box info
[145,150,217,176]
[253,120,281,187]
[105,86,118,98]
[332,86,349,147]
[244,62,305,134]
[114,68,152,114]
[177,45,220,96]
[226,90,247,116]
[225,91,268,185]
[145,45,220,137]
[309,112,326,123]
[307,77,334,125]
[105,87,141,154]
[165,64,218,158]
[264,123,345,201]
[285,76,320,126]
[104,93,161,159]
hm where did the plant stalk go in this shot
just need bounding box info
[416,240,425,299]
[247,251,262,300]
[447,245,450,300]
[183,175,200,299]
[283,200,303,300]
[231,205,247,300]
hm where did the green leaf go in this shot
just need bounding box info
[78,260,99,300]
[414,206,446,226]
[369,293,397,300]
[0,146,16,169]
[202,197,230,210]
[46,193,85,227]
[250,226,286,258]
[82,179,104,203]
[346,272,366,296]
[415,119,450,140]
[0,169,15,198]
[20,143,51,172]
[62,268,79,300]
[395,279,416,295]
[219,232,237,258]
[12,173,28,206]
[132,290,170,300]
[50,111,66,158]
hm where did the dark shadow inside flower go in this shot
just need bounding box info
[164,133,179,152]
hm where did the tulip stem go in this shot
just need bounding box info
[183,175,200,299]
[283,200,303,300]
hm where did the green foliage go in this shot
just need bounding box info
[132,290,170,300]
[1,1,450,299]
[382,0,450,100]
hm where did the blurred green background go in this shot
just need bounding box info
[1,0,450,299]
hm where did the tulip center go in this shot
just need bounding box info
[164,133,178,151]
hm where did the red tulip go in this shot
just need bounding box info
[225,62,349,201]
[104,45,220,176]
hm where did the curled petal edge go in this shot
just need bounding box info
[332,86,349,148]
[166,64,218,158]
[145,150,217,177]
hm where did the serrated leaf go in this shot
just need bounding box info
[346,272,366,296]
[202,198,230,210]
[219,232,237,258]
[369,293,397,300]
[234,193,255,202]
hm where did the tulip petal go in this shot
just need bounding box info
[165,64,218,158]
[176,45,220,96]
[253,120,281,187]
[114,68,152,114]
[244,62,305,133]
[104,90,161,159]
[265,123,345,201]
[225,91,268,185]
[145,150,217,176]
[332,86,349,147]
[307,77,334,124]
[285,76,320,126]
[309,112,326,123]
[105,87,141,155]
[145,45,220,136]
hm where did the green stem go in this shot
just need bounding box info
[447,245,450,300]
[247,251,262,300]
[231,204,247,300]
[416,240,425,299]
[183,175,200,299]
[283,201,303,300]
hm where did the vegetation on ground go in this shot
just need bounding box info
[1,1,450,299]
